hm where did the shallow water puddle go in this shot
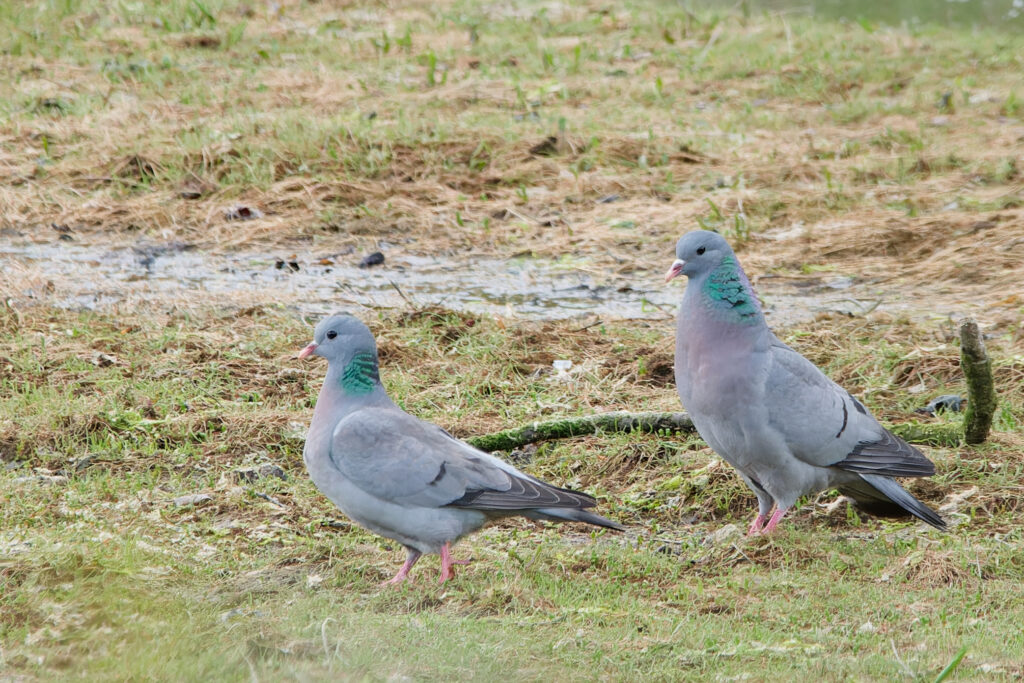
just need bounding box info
[1,240,907,323]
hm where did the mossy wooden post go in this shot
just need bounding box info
[960,318,997,444]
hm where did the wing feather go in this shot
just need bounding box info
[833,431,936,477]
[330,407,598,511]
[765,337,937,478]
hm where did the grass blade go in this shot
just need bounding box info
[933,646,969,683]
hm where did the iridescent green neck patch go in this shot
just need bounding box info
[340,352,379,395]
[701,257,761,325]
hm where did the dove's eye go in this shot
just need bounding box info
[696,246,706,255]
[326,330,338,340]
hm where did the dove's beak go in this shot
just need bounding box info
[664,259,685,283]
[298,343,318,359]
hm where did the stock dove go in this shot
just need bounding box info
[299,314,622,585]
[665,231,946,534]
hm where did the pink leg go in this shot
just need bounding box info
[747,513,767,536]
[381,549,421,586]
[438,542,467,584]
[761,507,789,534]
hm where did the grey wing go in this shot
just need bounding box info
[429,424,597,510]
[331,408,596,511]
[765,337,934,476]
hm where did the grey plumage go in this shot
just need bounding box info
[299,314,621,585]
[665,230,946,534]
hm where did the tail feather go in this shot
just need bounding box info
[840,473,947,531]
[527,507,625,531]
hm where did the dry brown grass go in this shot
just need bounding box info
[3,1,1021,322]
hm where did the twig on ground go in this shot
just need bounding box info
[254,492,287,509]
[468,411,963,452]
[570,320,604,332]
[389,280,413,307]
[466,411,695,452]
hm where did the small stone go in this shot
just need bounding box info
[224,205,263,221]
[706,523,742,546]
[14,474,68,486]
[233,464,287,484]
[276,367,303,381]
[938,486,979,514]
[258,464,287,480]
[358,251,385,268]
[857,621,876,634]
[173,493,213,507]
[92,352,117,367]
[70,454,98,472]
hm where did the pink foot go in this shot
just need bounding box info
[381,549,421,587]
[761,507,789,534]
[381,572,412,587]
[438,542,464,584]
[747,513,767,536]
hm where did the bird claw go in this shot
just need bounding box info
[381,573,412,587]
[437,542,466,583]
[747,514,767,536]
[381,550,422,587]
[760,508,788,534]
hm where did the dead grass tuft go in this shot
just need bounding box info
[887,549,983,587]
[110,154,163,183]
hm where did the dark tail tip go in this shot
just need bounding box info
[575,510,626,532]
[857,473,948,531]
[535,507,625,531]
[594,518,627,532]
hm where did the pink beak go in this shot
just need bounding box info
[664,259,685,283]
[297,343,317,359]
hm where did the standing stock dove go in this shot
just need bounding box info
[299,314,622,585]
[665,230,946,534]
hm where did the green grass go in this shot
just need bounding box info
[2,306,1023,679]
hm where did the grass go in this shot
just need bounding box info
[2,306,1024,680]
[3,0,1024,679]
[4,0,1023,312]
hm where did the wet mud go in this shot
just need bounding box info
[1,238,946,324]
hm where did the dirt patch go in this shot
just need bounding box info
[605,345,676,388]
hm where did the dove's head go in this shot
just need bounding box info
[298,313,377,364]
[664,230,734,283]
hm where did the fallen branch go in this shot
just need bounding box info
[466,411,695,452]
[960,318,997,444]
[467,411,961,452]
[888,422,962,448]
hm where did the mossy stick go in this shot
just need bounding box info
[960,318,997,444]
[466,411,695,452]
[467,411,960,452]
